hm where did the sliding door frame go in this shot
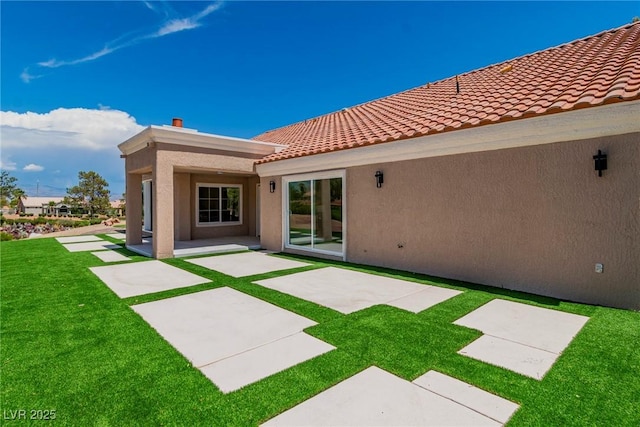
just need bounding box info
[282,169,346,260]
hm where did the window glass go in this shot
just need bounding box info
[197,185,241,225]
[287,177,342,254]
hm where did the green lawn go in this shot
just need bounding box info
[1,237,639,426]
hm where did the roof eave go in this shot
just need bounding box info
[118,125,288,156]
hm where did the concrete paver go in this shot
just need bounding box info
[387,287,462,313]
[454,299,589,379]
[262,366,502,426]
[105,233,127,240]
[458,335,558,380]
[200,332,334,393]
[254,267,459,314]
[454,299,589,353]
[132,287,330,392]
[56,235,103,244]
[186,252,310,277]
[63,241,122,252]
[90,260,209,298]
[132,287,318,367]
[91,251,131,263]
[413,370,519,424]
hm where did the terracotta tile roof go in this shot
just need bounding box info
[254,22,640,163]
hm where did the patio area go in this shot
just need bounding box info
[126,235,261,258]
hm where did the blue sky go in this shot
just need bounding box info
[1,1,638,199]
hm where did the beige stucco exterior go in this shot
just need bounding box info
[260,132,639,310]
[121,128,272,259]
[121,106,638,310]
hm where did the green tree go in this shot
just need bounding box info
[65,171,111,217]
[120,192,126,217]
[9,188,26,211]
[0,171,20,207]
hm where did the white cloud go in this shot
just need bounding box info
[25,2,223,78]
[20,68,43,84]
[38,46,116,69]
[155,2,223,37]
[1,158,17,171]
[155,18,201,37]
[0,108,145,151]
[23,164,44,172]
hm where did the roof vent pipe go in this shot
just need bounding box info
[172,118,183,127]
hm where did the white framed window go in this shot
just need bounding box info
[196,183,242,227]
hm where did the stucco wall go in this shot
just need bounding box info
[260,176,283,250]
[261,133,639,310]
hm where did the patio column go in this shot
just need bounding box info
[174,173,191,241]
[125,173,142,245]
[152,154,175,259]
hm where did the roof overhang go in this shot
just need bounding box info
[256,100,640,177]
[118,125,288,157]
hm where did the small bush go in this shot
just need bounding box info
[57,220,76,228]
[0,232,14,241]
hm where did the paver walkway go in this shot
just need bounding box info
[80,243,588,423]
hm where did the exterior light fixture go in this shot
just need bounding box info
[269,180,276,193]
[593,150,607,177]
[374,171,384,188]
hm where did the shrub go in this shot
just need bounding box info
[0,232,13,241]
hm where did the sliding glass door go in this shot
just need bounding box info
[285,172,344,256]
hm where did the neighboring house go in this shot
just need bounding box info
[109,200,124,217]
[17,197,70,216]
[119,23,640,310]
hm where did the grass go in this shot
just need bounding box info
[1,237,639,426]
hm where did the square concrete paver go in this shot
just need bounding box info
[90,260,210,298]
[56,235,103,244]
[262,366,502,426]
[255,267,459,314]
[91,251,131,263]
[63,241,121,253]
[454,299,589,379]
[186,251,310,277]
[413,370,519,424]
[133,287,333,392]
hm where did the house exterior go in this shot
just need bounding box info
[109,200,125,217]
[119,23,639,310]
[17,197,70,216]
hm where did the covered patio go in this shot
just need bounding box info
[118,120,285,259]
[127,235,261,258]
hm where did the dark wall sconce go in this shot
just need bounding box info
[374,171,384,188]
[269,180,276,193]
[593,150,607,177]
